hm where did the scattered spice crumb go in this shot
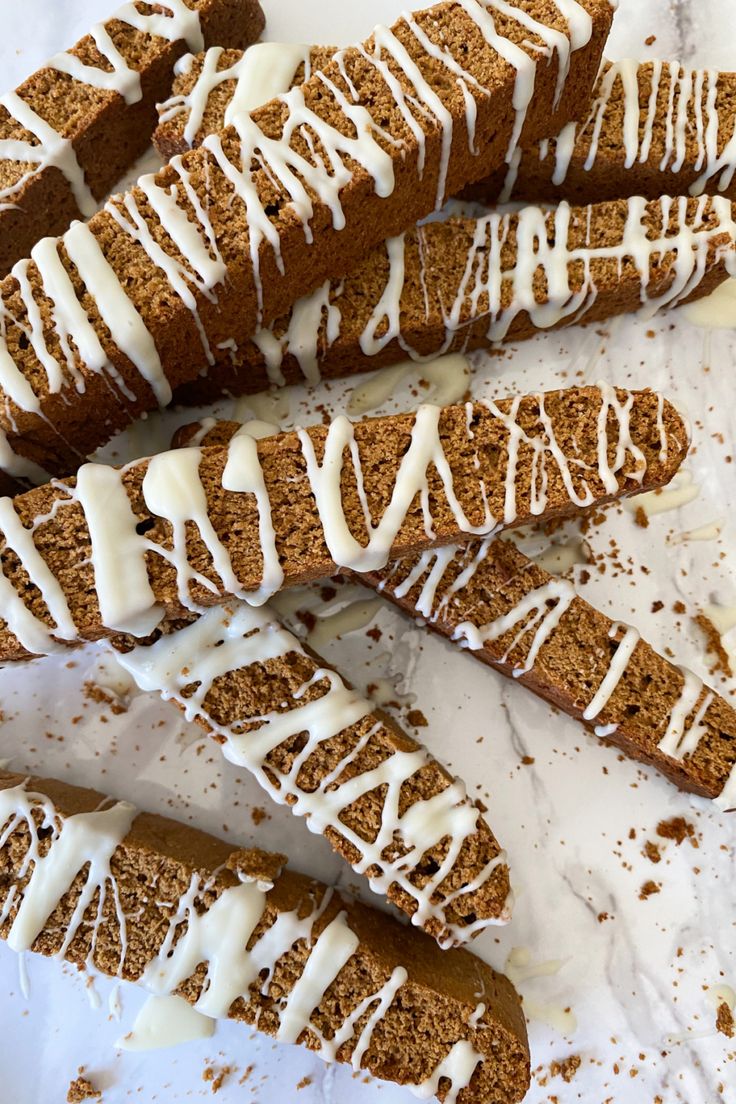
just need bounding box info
[406,709,428,728]
[643,840,661,864]
[83,682,127,715]
[202,1065,234,1093]
[694,612,733,678]
[645,33,656,44]
[650,600,664,613]
[67,1071,101,1103]
[656,817,696,846]
[634,506,649,529]
[251,806,269,826]
[521,756,535,766]
[639,880,661,900]
[550,1055,581,1083]
[296,1076,313,1090]
[716,1002,734,1038]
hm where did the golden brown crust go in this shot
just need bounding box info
[0,0,266,277]
[0,389,688,662]
[0,769,530,1102]
[0,0,613,477]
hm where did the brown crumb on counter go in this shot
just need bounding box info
[645,33,656,44]
[550,1055,581,1082]
[643,841,661,864]
[521,756,536,766]
[83,682,128,715]
[406,709,428,728]
[656,817,695,846]
[296,1076,313,1090]
[639,880,660,900]
[67,1072,101,1103]
[251,806,269,826]
[694,613,733,678]
[203,1065,234,1093]
[716,1002,734,1038]
[634,506,649,529]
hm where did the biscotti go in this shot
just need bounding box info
[0,0,613,479]
[465,59,736,206]
[115,601,512,946]
[184,414,736,808]
[0,0,265,278]
[365,539,736,810]
[0,387,687,662]
[171,195,736,406]
[0,771,531,1102]
[155,43,337,159]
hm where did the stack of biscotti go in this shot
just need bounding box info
[464,59,736,205]
[0,0,265,277]
[185,414,736,813]
[151,42,736,408]
[0,387,687,661]
[0,0,613,481]
[0,771,531,1102]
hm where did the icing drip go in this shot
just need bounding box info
[581,622,640,720]
[515,59,736,198]
[162,45,313,149]
[410,1040,483,1103]
[0,92,96,217]
[114,0,204,53]
[48,23,143,106]
[117,601,509,945]
[116,994,215,1051]
[0,782,135,963]
[657,667,714,760]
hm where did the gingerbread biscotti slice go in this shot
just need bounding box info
[361,539,736,811]
[0,0,265,278]
[0,772,531,1102]
[465,59,736,206]
[171,195,736,406]
[0,0,614,479]
[0,387,687,662]
[155,43,338,159]
[115,601,512,947]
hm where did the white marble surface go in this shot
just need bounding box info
[0,1,735,1102]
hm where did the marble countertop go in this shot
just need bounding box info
[0,0,735,1101]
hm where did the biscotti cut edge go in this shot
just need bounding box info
[0,770,531,1102]
[0,386,688,662]
[0,0,613,478]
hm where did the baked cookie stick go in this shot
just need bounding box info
[0,386,687,661]
[0,772,531,1103]
[116,602,513,947]
[365,540,736,811]
[0,0,265,277]
[183,411,736,809]
[466,60,736,205]
[0,0,614,478]
[171,195,736,406]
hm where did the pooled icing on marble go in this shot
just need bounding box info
[249,195,736,387]
[0,2,206,217]
[0,0,595,467]
[0,780,485,1085]
[0,385,670,655]
[377,537,734,803]
[501,59,736,200]
[117,601,510,946]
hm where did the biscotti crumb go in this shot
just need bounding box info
[251,806,269,826]
[633,506,649,529]
[406,709,429,728]
[67,1072,101,1103]
[694,613,733,678]
[645,34,656,44]
[296,1076,313,1090]
[639,880,661,900]
[716,1002,735,1038]
[83,682,128,715]
[550,1055,581,1082]
[656,817,696,846]
[643,841,661,864]
[203,1065,234,1093]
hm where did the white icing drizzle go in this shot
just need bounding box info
[581,622,640,720]
[0,782,135,963]
[252,281,342,386]
[507,59,736,199]
[116,994,215,1051]
[656,667,714,760]
[410,1040,483,1103]
[0,780,489,1089]
[161,45,314,149]
[48,22,143,106]
[0,91,96,217]
[117,600,510,945]
[114,0,204,53]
